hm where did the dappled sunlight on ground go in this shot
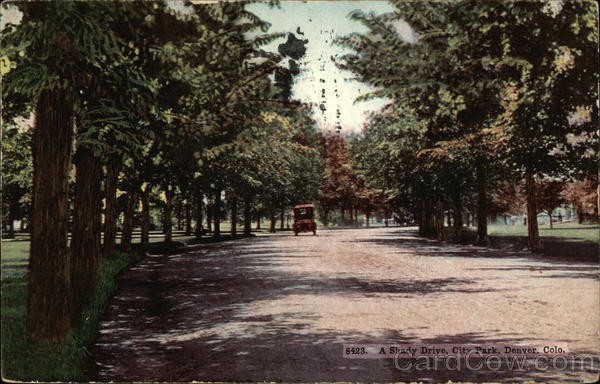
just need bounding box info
[91,227,599,382]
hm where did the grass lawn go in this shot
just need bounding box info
[1,234,30,279]
[0,229,203,278]
[1,221,268,278]
[0,223,254,380]
[487,222,599,243]
[1,251,142,381]
[0,229,193,381]
[457,222,598,260]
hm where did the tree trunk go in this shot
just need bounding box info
[206,202,213,233]
[453,190,463,242]
[185,196,192,236]
[597,183,600,223]
[435,198,445,241]
[243,197,252,236]
[6,209,15,238]
[269,213,276,233]
[365,212,370,228]
[164,185,173,242]
[230,198,237,236]
[256,214,261,229]
[213,189,221,238]
[141,185,150,247]
[323,209,329,228]
[103,162,119,258]
[525,170,542,251]
[417,200,427,235]
[195,192,204,240]
[384,208,389,227]
[547,210,553,229]
[70,148,103,320]
[121,190,139,249]
[176,198,183,231]
[27,88,75,341]
[280,206,285,231]
[474,166,488,245]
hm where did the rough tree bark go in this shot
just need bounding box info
[70,147,103,321]
[435,198,445,241]
[256,214,261,229]
[141,185,150,247]
[121,190,139,249]
[424,200,436,236]
[164,185,173,242]
[103,161,119,258]
[176,198,183,231]
[6,209,15,239]
[417,200,426,235]
[206,203,213,233]
[280,206,285,231]
[195,192,203,240]
[185,196,192,236]
[243,197,252,235]
[230,197,237,236]
[27,88,75,341]
[269,212,276,233]
[525,170,542,251]
[474,166,489,245]
[213,189,221,238]
[453,190,464,242]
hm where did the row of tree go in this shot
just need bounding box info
[489,178,598,228]
[338,1,598,246]
[319,133,395,227]
[1,1,322,342]
[2,0,598,344]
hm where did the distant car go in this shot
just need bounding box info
[292,204,317,236]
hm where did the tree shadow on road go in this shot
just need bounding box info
[91,236,597,383]
[351,228,599,265]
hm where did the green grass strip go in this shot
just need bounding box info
[1,251,142,381]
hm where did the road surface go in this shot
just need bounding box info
[91,227,599,382]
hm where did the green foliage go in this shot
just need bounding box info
[221,107,322,210]
[1,121,33,233]
[338,1,598,234]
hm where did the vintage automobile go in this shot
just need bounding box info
[292,204,317,235]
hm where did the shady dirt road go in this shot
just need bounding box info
[91,227,599,383]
